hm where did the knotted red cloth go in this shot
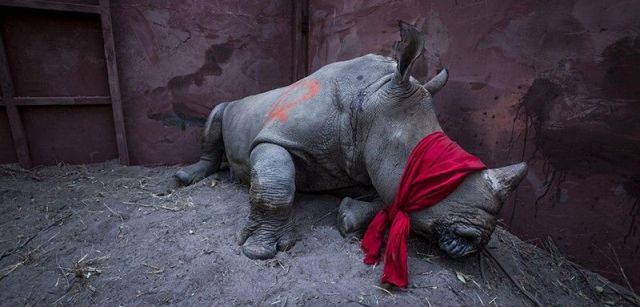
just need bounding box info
[361,131,486,288]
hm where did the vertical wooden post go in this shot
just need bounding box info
[99,0,130,165]
[292,0,309,82]
[0,29,31,168]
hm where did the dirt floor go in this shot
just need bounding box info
[1,161,639,306]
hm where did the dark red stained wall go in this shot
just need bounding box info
[109,0,294,165]
[3,9,109,97]
[308,0,640,291]
[0,7,116,166]
[0,0,294,166]
[21,105,118,165]
[0,108,17,162]
[1,0,638,292]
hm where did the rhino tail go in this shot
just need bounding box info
[200,102,228,160]
[175,102,228,185]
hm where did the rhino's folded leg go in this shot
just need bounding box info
[238,143,296,260]
[175,102,228,185]
[337,197,385,237]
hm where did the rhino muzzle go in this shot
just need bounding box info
[411,162,528,258]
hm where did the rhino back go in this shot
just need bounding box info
[222,54,396,191]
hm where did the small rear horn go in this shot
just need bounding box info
[424,68,449,95]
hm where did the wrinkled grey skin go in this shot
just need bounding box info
[176,23,527,260]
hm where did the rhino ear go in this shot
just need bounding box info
[393,21,425,84]
[485,162,528,203]
[424,68,448,95]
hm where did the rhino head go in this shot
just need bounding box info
[411,163,527,257]
[360,22,527,258]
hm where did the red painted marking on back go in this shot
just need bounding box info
[267,79,321,123]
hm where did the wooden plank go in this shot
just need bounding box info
[13,96,111,106]
[291,0,302,82]
[291,0,309,81]
[0,31,32,168]
[0,0,101,14]
[99,0,129,165]
[300,0,309,78]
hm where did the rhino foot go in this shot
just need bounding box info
[337,197,385,237]
[175,159,216,185]
[238,207,295,260]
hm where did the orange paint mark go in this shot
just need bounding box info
[266,79,321,123]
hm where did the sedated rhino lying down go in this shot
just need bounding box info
[176,22,527,261]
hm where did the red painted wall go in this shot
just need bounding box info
[308,0,640,291]
[0,7,116,165]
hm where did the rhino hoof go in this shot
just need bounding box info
[175,159,215,185]
[337,197,364,237]
[242,238,277,260]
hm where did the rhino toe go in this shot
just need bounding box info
[241,229,295,259]
[242,236,277,260]
[276,232,296,252]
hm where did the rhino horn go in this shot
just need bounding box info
[393,21,425,84]
[486,162,528,203]
[424,68,449,95]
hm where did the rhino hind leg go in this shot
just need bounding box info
[175,102,228,185]
[337,197,385,237]
[238,143,296,260]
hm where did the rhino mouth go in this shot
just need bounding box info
[435,222,492,258]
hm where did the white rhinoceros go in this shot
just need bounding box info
[176,22,527,261]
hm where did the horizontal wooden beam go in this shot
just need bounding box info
[0,0,102,14]
[8,96,112,106]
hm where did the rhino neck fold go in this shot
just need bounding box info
[338,94,374,186]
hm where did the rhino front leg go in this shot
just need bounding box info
[238,143,296,260]
[337,197,385,237]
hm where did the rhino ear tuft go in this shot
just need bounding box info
[424,68,449,95]
[486,162,528,202]
[393,21,425,84]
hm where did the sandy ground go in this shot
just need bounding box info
[0,161,638,306]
